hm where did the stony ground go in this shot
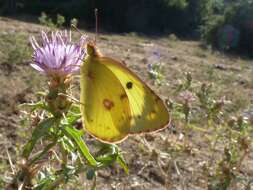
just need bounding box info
[0,16,253,190]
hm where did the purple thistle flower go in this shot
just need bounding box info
[178,90,196,103]
[30,30,87,77]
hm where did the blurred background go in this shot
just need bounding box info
[0,0,253,55]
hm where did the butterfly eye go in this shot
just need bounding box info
[126,82,133,89]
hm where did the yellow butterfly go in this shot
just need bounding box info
[80,42,170,143]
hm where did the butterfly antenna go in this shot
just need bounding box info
[71,24,83,36]
[94,8,98,44]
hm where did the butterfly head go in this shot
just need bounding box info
[86,42,102,58]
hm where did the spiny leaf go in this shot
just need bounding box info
[62,126,98,167]
[96,144,118,164]
[22,118,55,159]
[116,154,129,174]
[19,101,48,112]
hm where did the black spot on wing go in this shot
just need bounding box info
[126,82,133,89]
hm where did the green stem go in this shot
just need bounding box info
[60,141,68,166]
[28,140,57,166]
[45,166,88,190]
[6,140,58,190]
[208,124,220,167]
[183,123,190,148]
[46,175,65,190]
[236,149,248,171]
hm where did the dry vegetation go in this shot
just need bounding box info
[0,16,253,190]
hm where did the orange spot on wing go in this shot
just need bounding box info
[120,93,128,100]
[103,99,114,110]
[87,71,94,80]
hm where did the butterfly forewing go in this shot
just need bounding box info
[80,57,132,143]
[98,57,170,134]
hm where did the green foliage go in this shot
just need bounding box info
[148,62,166,86]
[22,118,55,159]
[1,0,216,35]
[38,12,79,29]
[4,0,253,51]
[164,0,188,9]
[187,0,214,27]
[70,18,78,28]
[62,125,98,167]
[38,12,54,28]
[7,76,129,190]
[167,73,252,190]
[201,15,225,49]
[38,12,66,28]
[56,14,65,27]
[201,0,253,54]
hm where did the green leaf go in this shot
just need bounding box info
[95,144,128,173]
[29,141,57,166]
[62,126,98,167]
[35,91,47,97]
[33,178,54,190]
[19,101,48,112]
[116,154,129,174]
[65,113,81,126]
[65,104,81,124]
[60,136,75,153]
[22,118,55,158]
[95,144,118,165]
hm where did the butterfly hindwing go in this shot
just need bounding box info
[80,56,132,143]
[97,57,170,134]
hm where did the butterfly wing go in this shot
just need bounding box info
[97,57,170,134]
[80,57,132,143]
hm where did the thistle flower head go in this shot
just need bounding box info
[178,90,196,103]
[30,30,86,77]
